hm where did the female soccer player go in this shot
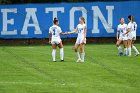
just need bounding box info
[49,18,65,62]
[124,15,139,56]
[66,17,86,62]
[116,18,128,56]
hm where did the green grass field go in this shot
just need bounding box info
[0,44,140,93]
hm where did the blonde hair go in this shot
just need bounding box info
[80,17,85,23]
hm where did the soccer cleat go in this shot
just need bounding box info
[124,54,127,56]
[81,60,84,62]
[76,59,81,62]
[128,55,131,57]
[60,60,64,62]
[118,52,123,56]
[135,53,139,57]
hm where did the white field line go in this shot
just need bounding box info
[0,81,74,86]
[0,81,43,85]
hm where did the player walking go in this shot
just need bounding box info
[49,18,65,62]
[124,15,139,56]
[66,17,86,62]
[116,18,128,56]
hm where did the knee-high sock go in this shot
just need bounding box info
[124,48,127,55]
[132,45,139,54]
[60,48,64,60]
[117,46,122,53]
[52,49,56,61]
[77,52,81,59]
[128,47,131,56]
[81,52,85,61]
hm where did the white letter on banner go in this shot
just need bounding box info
[1,9,17,35]
[92,6,114,33]
[45,7,64,19]
[21,8,42,35]
[70,7,87,31]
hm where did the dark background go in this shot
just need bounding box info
[0,0,138,4]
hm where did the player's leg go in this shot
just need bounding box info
[51,42,57,62]
[132,39,139,56]
[80,43,85,62]
[127,39,132,56]
[75,38,81,62]
[123,40,128,56]
[75,43,81,62]
[58,41,64,61]
[116,39,123,56]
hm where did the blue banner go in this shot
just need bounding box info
[0,1,140,39]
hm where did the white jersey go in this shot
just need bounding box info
[117,23,127,37]
[77,23,86,39]
[127,22,137,37]
[49,25,62,41]
[76,23,86,44]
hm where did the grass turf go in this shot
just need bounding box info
[0,44,140,93]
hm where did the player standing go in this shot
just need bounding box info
[124,15,139,56]
[116,18,128,56]
[49,18,65,62]
[66,17,86,62]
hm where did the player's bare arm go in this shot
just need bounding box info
[82,26,87,43]
[60,32,67,35]
[124,28,130,35]
[67,27,78,34]
[48,33,51,44]
[116,31,119,40]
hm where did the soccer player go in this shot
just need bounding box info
[124,15,139,56]
[66,17,86,62]
[49,18,65,62]
[116,18,128,56]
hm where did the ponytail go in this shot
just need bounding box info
[131,16,134,22]
[128,15,134,22]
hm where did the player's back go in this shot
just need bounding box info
[128,22,137,34]
[49,25,62,40]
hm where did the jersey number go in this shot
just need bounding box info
[121,30,123,33]
[134,25,136,30]
[78,28,83,33]
[53,29,56,35]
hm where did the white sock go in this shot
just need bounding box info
[60,48,64,60]
[128,47,131,56]
[81,52,85,61]
[52,49,56,61]
[124,48,127,55]
[132,45,139,54]
[117,46,122,53]
[77,52,81,59]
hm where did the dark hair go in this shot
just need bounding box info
[53,17,59,24]
[128,15,134,22]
